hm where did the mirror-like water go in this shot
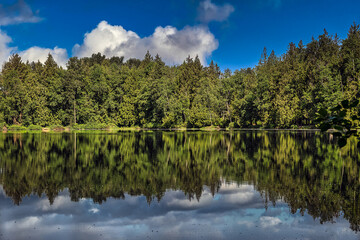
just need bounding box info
[0,131,359,239]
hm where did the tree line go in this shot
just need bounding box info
[1,23,360,128]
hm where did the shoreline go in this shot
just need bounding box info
[1,127,322,133]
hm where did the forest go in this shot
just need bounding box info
[1,23,360,129]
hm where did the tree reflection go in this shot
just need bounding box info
[0,131,359,230]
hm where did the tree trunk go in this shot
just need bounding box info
[73,99,76,125]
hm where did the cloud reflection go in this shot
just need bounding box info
[0,183,359,240]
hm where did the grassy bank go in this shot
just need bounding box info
[1,123,319,133]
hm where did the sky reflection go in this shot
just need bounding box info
[0,183,358,240]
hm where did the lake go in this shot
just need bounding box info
[0,130,359,239]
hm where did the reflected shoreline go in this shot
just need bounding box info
[0,131,359,232]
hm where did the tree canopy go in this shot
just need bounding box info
[1,23,360,128]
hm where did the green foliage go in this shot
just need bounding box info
[27,124,42,130]
[7,125,27,131]
[72,122,113,130]
[0,24,360,128]
[316,99,360,147]
[49,125,65,130]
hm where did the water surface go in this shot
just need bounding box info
[0,131,359,239]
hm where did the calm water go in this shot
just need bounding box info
[0,131,359,240]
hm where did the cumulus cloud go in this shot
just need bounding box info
[197,0,234,23]
[0,0,42,26]
[0,30,15,66]
[20,46,68,67]
[73,20,218,65]
[0,30,67,68]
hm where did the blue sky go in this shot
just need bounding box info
[1,0,360,70]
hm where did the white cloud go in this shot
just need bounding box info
[73,20,218,65]
[166,190,213,208]
[4,216,41,230]
[37,195,73,211]
[0,30,15,67]
[259,216,282,228]
[0,30,67,69]
[20,46,68,67]
[197,0,234,23]
[0,18,219,68]
[0,2,59,69]
[89,208,100,214]
[0,0,42,26]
